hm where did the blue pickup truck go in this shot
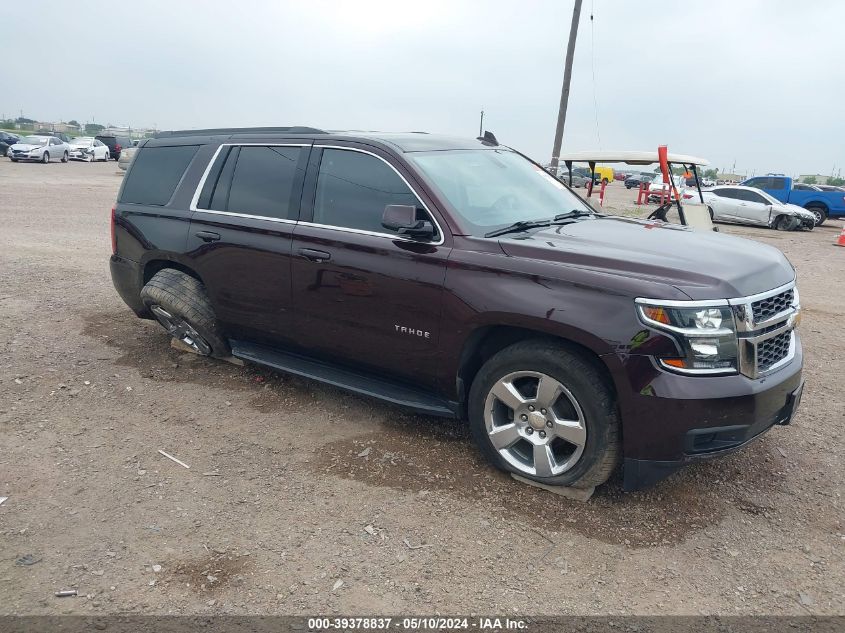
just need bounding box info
[740,175,845,226]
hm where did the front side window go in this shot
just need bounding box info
[738,190,767,204]
[313,148,422,234]
[408,148,593,236]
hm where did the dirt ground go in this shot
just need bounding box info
[0,161,843,616]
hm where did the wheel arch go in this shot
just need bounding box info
[142,257,204,287]
[454,323,621,419]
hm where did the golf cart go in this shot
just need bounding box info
[557,149,716,231]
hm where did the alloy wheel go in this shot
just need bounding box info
[484,371,587,477]
[149,305,212,355]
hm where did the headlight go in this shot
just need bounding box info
[636,300,738,374]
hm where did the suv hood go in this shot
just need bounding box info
[497,216,794,300]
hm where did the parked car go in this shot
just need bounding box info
[702,186,815,231]
[701,177,716,187]
[741,175,845,225]
[614,172,627,181]
[95,134,132,160]
[110,127,803,492]
[557,168,591,188]
[117,145,137,171]
[68,137,111,162]
[792,182,821,191]
[0,131,20,156]
[34,130,72,143]
[8,135,69,163]
[624,174,653,189]
[815,184,845,192]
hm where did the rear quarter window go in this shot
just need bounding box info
[120,145,200,206]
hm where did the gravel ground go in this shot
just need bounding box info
[0,162,842,616]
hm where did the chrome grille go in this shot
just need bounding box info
[756,331,792,372]
[751,289,794,322]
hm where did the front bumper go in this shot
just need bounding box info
[110,254,148,317]
[69,150,93,160]
[617,338,803,490]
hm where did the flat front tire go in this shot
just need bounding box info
[140,269,230,358]
[468,340,620,489]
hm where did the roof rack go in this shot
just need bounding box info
[154,126,327,138]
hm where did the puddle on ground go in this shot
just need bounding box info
[311,414,790,547]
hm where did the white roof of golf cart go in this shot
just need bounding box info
[558,151,709,166]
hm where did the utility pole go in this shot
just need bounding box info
[549,0,583,171]
[478,110,484,137]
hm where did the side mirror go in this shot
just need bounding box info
[382,204,435,241]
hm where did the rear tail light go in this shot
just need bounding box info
[110,206,117,254]
[115,144,122,152]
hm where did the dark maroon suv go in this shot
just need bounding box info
[109,127,804,491]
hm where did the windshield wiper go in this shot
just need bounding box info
[552,209,594,222]
[484,220,552,238]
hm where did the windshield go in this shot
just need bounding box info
[71,137,93,146]
[21,136,49,145]
[408,149,593,235]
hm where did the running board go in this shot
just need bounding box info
[230,340,458,418]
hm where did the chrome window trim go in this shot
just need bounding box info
[312,144,446,246]
[191,209,297,225]
[188,143,311,215]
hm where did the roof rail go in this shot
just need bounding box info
[154,126,327,138]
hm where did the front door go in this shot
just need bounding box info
[290,145,450,388]
[735,189,771,225]
[187,142,310,346]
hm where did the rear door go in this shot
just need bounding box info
[186,142,309,347]
[289,144,450,387]
[709,188,746,221]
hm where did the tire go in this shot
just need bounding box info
[42,152,49,164]
[805,205,827,227]
[707,206,714,221]
[468,339,620,489]
[140,269,230,358]
[774,215,794,231]
[61,151,68,163]
[10,158,17,163]
[103,151,110,162]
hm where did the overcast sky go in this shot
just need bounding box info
[5,0,843,176]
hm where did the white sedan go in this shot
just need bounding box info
[702,185,815,231]
[68,137,110,162]
[8,135,70,163]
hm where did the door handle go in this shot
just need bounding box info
[298,248,331,262]
[195,231,221,242]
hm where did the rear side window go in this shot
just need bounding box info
[121,145,199,206]
[226,146,302,219]
[768,177,786,190]
[313,148,420,233]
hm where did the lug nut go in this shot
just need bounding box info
[540,408,547,414]
[526,427,534,435]
[539,431,546,439]
[546,420,553,428]
[520,414,528,421]
[528,405,535,412]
